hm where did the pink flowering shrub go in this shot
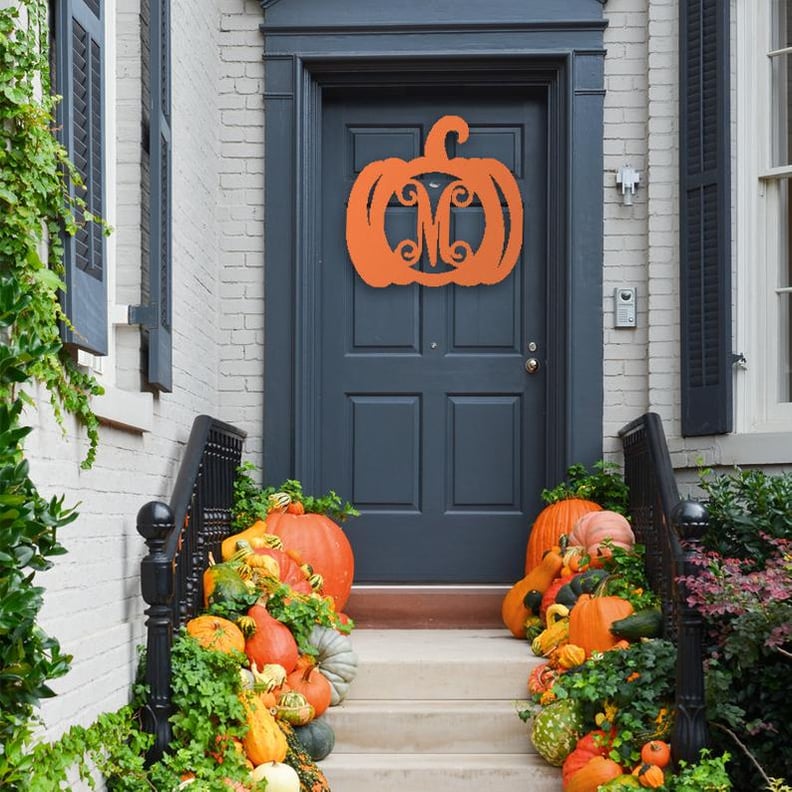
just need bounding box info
[684,467,792,788]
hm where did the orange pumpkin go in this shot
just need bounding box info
[568,594,634,656]
[562,731,614,788]
[525,499,602,573]
[286,663,333,719]
[346,115,524,288]
[568,510,635,562]
[640,740,671,769]
[566,756,623,792]
[245,603,299,673]
[266,512,355,611]
[501,549,563,638]
[185,615,245,655]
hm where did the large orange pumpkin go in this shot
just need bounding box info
[245,603,299,673]
[265,512,354,611]
[568,594,634,656]
[345,114,524,287]
[185,615,245,655]
[524,499,602,573]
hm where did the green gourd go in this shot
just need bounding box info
[293,717,336,761]
[530,698,584,766]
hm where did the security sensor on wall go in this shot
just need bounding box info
[616,165,641,206]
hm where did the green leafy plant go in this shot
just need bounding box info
[265,580,353,655]
[14,635,266,790]
[529,639,677,766]
[232,462,359,530]
[600,543,661,611]
[665,749,732,792]
[542,460,630,515]
[698,467,792,565]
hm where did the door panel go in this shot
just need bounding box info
[318,89,548,583]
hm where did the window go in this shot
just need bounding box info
[769,1,792,402]
[735,0,792,433]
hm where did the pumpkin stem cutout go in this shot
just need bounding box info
[345,114,524,287]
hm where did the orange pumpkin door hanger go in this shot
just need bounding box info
[345,115,524,287]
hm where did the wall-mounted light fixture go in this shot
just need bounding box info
[616,164,641,206]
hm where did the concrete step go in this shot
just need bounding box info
[319,752,560,792]
[323,698,535,754]
[346,628,541,700]
[318,629,557,792]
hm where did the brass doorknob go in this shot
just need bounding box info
[524,358,540,374]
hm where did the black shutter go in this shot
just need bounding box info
[679,0,732,435]
[132,0,172,391]
[57,0,107,355]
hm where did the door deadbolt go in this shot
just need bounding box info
[525,358,540,374]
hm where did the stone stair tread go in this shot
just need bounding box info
[350,628,534,662]
[319,752,560,792]
[325,697,534,755]
[329,698,530,712]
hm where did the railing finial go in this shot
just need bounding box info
[671,500,708,543]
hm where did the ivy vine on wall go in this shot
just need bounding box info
[0,0,105,785]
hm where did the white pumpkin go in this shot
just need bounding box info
[308,625,359,705]
[250,761,300,791]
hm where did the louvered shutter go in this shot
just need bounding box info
[679,0,732,435]
[133,0,172,391]
[57,0,107,355]
[146,0,172,391]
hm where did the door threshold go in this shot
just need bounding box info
[345,584,509,629]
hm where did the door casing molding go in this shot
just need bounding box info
[261,6,606,492]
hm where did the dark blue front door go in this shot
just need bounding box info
[317,88,548,583]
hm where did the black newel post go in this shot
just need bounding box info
[137,500,176,764]
[670,499,710,766]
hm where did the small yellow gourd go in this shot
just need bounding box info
[531,604,570,657]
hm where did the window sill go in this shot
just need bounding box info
[704,432,792,466]
[91,385,153,433]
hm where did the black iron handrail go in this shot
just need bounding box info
[619,412,709,765]
[136,415,246,762]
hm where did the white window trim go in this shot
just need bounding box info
[76,0,153,433]
[734,0,792,435]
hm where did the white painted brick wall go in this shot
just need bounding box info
[602,0,650,456]
[216,0,266,462]
[26,0,233,768]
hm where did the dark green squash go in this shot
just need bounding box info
[610,608,663,641]
[294,717,336,761]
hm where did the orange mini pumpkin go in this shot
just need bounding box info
[640,740,671,769]
[185,615,245,655]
